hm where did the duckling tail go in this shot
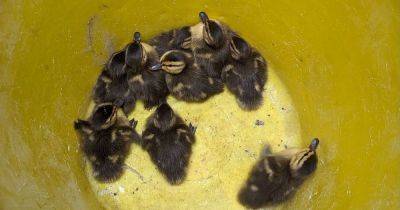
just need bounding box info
[92,162,124,183]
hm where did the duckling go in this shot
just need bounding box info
[238,138,320,209]
[141,103,196,185]
[148,26,192,55]
[189,12,232,79]
[152,50,224,102]
[125,32,169,109]
[92,50,136,114]
[221,34,267,110]
[74,102,141,182]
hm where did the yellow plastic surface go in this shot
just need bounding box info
[85,68,301,209]
[1,0,399,209]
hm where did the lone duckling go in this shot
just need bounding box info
[238,138,320,209]
[74,102,140,182]
[152,50,224,102]
[125,32,169,109]
[221,34,267,110]
[189,12,232,79]
[141,103,196,185]
[149,26,192,56]
[92,50,136,114]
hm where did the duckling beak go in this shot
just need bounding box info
[199,12,209,24]
[150,63,162,71]
[134,31,141,43]
[309,138,320,151]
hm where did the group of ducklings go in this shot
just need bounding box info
[74,12,319,209]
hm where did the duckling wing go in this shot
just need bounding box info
[92,70,110,103]
[93,70,134,112]
[148,30,175,55]
[141,128,158,151]
[238,156,290,208]
[224,54,267,110]
[174,123,196,145]
[155,131,192,184]
[128,71,168,108]
[167,69,222,102]
[149,27,191,55]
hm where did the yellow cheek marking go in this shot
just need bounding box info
[190,23,204,40]
[181,39,191,49]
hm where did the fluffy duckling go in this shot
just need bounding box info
[74,102,141,182]
[141,103,196,185]
[152,50,224,102]
[92,50,136,114]
[189,12,232,79]
[238,138,320,209]
[221,34,267,110]
[148,26,192,55]
[125,32,169,109]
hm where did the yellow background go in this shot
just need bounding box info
[1,0,399,209]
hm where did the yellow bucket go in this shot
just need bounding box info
[1,0,399,209]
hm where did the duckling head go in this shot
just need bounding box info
[230,34,251,61]
[153,103,176,132]
[106,50,126,78]
[125,32,148,72]
[289,138,319,179]
[153,50,187,74]
[89,102,118,130]
[199,12,225,49]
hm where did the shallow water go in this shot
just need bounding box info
[1,0,399,209]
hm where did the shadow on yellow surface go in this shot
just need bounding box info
[1,0,399,209]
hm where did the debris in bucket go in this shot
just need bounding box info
[255,119,265,126]
[118,186,125,193]
[98,187,113,196]
[244,149,257,159]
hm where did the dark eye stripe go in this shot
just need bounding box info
[230,41,240,53]
[297,151,313,165]
[164,61,184,66]
[165,64,184,67]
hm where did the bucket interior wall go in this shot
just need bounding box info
[1,0,399,209]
